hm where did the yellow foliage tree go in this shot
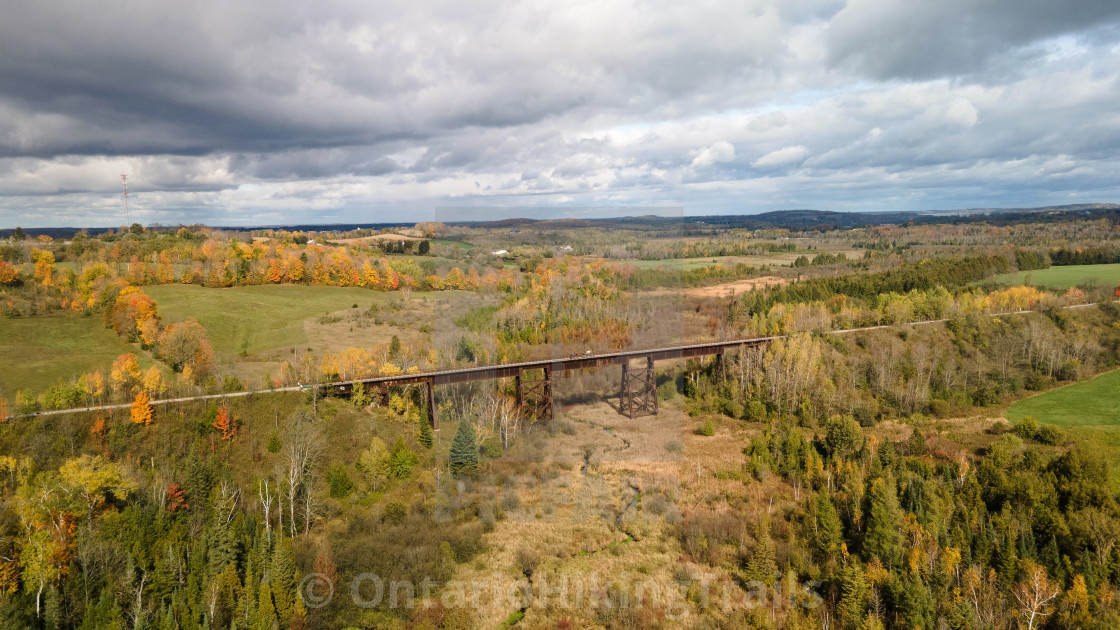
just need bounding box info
[31,249,55,286]
[130,391,153,426]
[110,353,142,398]
[142,366,166,395]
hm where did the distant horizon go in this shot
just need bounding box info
[4,202,1118,233]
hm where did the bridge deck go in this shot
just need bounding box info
[326,334,780,394]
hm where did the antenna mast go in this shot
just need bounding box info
[120,174,130,226]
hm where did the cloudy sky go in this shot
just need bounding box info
[2,0,1119,227]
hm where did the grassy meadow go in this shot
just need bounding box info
[1006,368,1120,488]
[145,284,388,356]
[1006,368,1120,427]
[993,262,1120,290]
[0,314,156,396]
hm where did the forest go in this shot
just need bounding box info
[1,212,1120,628]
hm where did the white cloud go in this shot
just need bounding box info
[690,141,736,168]
[752,145,810,168]
[0,0,1117,225]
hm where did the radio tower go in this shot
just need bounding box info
[120,174,130,226]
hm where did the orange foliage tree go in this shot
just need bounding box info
[130,391,153,426]
[166,483,189,511]
[0,261,18,286]
[212,404,237,440]
[108,286,160,344]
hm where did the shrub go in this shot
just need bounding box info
[515,547,540,577]
[1013,416,1041,440]
[695,419,715,436]
[480,435,503,459]
[722,400,744,419]
[382,501,407,524]
[746,400,767,422]
[327,465,355,498]
[1035,424,1066,446]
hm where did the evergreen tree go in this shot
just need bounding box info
[744,517,778,586]
[388,436,418,478]
[449,418,478,476]
[814,491,843,559]
[255,581,278,630]
[863,476,902,567]
[417,414,433,449]
[837,561,868,630]
[271,537,298,626]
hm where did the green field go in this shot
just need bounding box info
[993,263,1120,290]
[614,249,859,271]
[0,315,154,396]
[145,284,398,356]
[621,256,741,270]
[145,284,470,357]
[1006,368,1120,427]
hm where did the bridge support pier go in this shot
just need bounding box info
[620,356,658,418]
[515,372,523,415]
[518,366,553,422]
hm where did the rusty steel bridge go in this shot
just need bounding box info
[20,304,1092,422]
[324,335,782,428]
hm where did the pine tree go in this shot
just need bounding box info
[863,476,902,567]
[837,561,868,630]
[814,491,843,559]
[255,580,278,630]
[270,537,297,626]
[744,517,778,586]
[389,436,418,478]
[449,418,478,476]
[417,413,433,449]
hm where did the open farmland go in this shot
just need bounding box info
[0,314,157,395]
[1006,367,1120,428]
[992,262,1120,289]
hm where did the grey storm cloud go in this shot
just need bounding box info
[0,0,1118,226]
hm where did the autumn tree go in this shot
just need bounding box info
[22,529,59,618]
[110,353,142,398]
[156,318,212,371]
[31,249,55,286]
[108,286,160,345]
[58,455,137,524]
[0,261,19,286]
[141,366,165,396]
[1014,562,1060,630]
[357,437,391,490]
[130,391,153,426]
[213,404,237,440]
